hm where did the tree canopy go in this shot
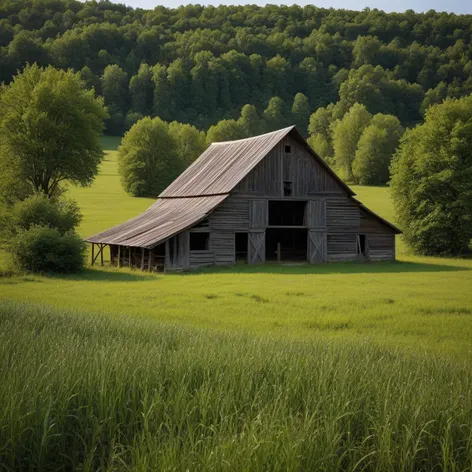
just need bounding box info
[118,117,183,198]
[1,1,472,133]
[390,96,472,256]
[0,64,108,201]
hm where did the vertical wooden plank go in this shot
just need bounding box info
[307,230,327,263]
[117,245,121,268]
[305,200,326,229]
[148,249,152,272]
[128,247,131,268]
[100,244,104,266]
[248,231,265,264]
[141,247,145,270]
[249,200,268,229]
[91,243,95,266]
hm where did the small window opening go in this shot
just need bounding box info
[283,181,293,197]
[190,232,209,250]
[357,234,366,256]
[285,144,291,153]
[235,232,248,262]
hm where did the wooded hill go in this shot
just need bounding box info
[1,0,472,134]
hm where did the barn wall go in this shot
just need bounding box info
[162,143,396,270]
[360,210,396,261]
[234,136,348,196]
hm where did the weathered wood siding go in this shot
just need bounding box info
[307,230,327,263]
[165,231,190,270]
[248,231,265,264]
[211,230,235,265]
[189,250,214,268]
[305,200,326,229]
[327,233,358,262]
[327,198,360,233]
[360,210,396,261]
[235,136,347,196]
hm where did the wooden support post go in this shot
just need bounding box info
[100,244,104,266]
[118,246,121,268]
[148,249,152,272]
[91,243,95,266]
[141,247,145,271]
[277,242,281,262]
[128,247,132,268]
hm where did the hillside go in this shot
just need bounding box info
[1,0,472,133]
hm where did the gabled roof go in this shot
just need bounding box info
[160,126,355,197]
[86,126,396,249]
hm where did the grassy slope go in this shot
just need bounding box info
[0,137,471,358]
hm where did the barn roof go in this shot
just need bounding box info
[86,126,397,248]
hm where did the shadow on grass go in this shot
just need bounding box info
[51,268,159,282]
[189,260,471,276]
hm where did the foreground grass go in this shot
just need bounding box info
[1,137,472,470]
[1,302,471,471]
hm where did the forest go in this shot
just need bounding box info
[1,0,472,136]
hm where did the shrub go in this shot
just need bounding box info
[10,195,82,235]
[8,226,86,273]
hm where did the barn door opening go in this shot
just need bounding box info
[266,228,307,262]
[235,232,248,262]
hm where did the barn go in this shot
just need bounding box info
[87,126,401,271]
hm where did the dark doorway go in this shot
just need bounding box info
[357,234,366,256]
[269,200,306,226]
[235,232,248,262]
[266,228,307,261]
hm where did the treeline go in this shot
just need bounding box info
[1,0,472,134]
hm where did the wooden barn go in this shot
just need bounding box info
[87,126,401,271]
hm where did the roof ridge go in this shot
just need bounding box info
[211,125,295,145]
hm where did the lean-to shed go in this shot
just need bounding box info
[87,126,401,270]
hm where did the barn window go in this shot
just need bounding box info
[283,181,293,197]
[357,234,366,255]
[190,232,209,250]
[285,144,291,153]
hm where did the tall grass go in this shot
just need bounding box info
[1,302,471,471]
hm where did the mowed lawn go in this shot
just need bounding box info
[1,137,472,470]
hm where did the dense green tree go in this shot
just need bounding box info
[101,64,128,134]
[307,134,334,165]
[2,1,472,136]
[352,114,403,185]
[390,96,472,256]
[332,103,372,181]
[118,117,181,197]
[129,63,154,116]
[168,121,206,167]
[206,119,245,144]
[263,96,289,131]
[291,93,310,135]
[0,64,107,201]
[238,104,263,137]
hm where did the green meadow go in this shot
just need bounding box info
[1,138,471,470]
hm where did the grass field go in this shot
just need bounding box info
[1,137,471,470]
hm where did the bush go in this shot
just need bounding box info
[10,195,82,235]
[8,226,86,273]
